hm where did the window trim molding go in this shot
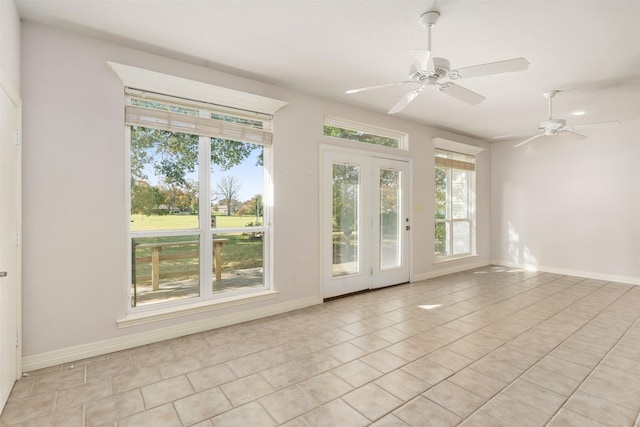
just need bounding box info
[117,290,280,328]
[109,62,288,115]
[432,137,485,156]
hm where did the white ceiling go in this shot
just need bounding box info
[15,0,640,140]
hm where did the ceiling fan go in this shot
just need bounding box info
[345,11,529,114]
[493,90,621,147]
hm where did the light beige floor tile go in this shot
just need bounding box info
[522,366,580,396]
[369,413,409,426]
[578,375,640,412]
[401,356,454,386]
[211,401,277,427]
[350,334,392,353]
[547,409,607,427]
[394,396,461,427]
[360,349,407,373]
[590,363,640,393]
[85,389,145,425]
[423,380,486,418]
[187,363,237,392]
[259,385,318,424]
[174,387,232,426]
[4,269,640,427]
[331,359,383,388]
[536,355,592,381]
[303,399,370,427]
[373,326,411,344]
[0,390,56,424]
[220,373,275,407]
[297,372,353,404]
[563,391,637,426]
[374,370,429,402]
[343,383,403,421]
[448,368,506,400]
[458,412,506,427]
[157,355,201,379]
[55,377,113,410]
[425,348,473,372]
[503,379,565,415]
[111,366,161,394]
[118,403,182,427]
[480,394,551,427]
[141,375,194,409]
[324,342,368,363]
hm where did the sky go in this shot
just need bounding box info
[141,146,263,203]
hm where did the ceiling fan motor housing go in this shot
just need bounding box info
[409,57,451,82]
[539,118,567,135]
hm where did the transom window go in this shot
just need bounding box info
[324,116,407,150]
[126,89,271,310]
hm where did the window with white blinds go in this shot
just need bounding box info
[125,89,274,146]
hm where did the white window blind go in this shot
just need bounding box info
[125,89,274,146]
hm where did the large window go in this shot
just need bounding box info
[435,149,475,259]
[127,89,271,310]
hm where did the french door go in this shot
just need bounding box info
[322,148,410,298]
[0,84,21,409]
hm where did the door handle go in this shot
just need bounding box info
[0,272,7,278]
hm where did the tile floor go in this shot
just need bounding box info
[2,266,640,426]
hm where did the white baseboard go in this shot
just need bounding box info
[491,260,640,286]
[412,260,491,282]
[22,295,322,373]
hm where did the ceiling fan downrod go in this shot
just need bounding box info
[419,11,440,52]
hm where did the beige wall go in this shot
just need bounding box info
[490,120,640,282]
[20,21,491,365]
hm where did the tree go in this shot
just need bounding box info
[213,175,241,216]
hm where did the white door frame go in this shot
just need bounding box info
[0,77,22,410]
[320,145,412,299]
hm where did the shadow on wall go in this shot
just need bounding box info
[508,221,538,270]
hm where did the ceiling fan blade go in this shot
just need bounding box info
[513,133,544,148]
[409,49,433,72]
[439,83,485,105]
[493,131,539,140]
[345,81,418,94]
[569,121,621,131]
[454,58,529,79]
[564,131,587,139]
[388,87,424,114]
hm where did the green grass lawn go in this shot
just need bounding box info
[131,214,264,287]
[130,213,261,231]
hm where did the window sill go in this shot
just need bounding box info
[433,254,479,265]
[117,290,279,328]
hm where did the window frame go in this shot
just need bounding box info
[111,63,287,315]
[432,138,484,262]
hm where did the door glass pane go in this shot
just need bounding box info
[332,163,360,277]
[380,168,401,270]
[130,126,199,231]
[453,221,470,254]
[131,235,200,307]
